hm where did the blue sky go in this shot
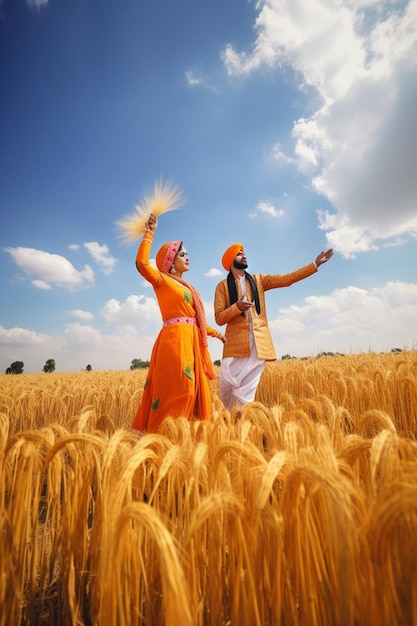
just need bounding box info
[1,0,416,373]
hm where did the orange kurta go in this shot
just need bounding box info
[214,264,317,360]
[132,232,218,433]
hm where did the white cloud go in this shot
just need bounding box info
[0,326,52,373]
[63,323,104,348]
[317,213,379,259]
[222,45,252,76]
[272,143,295,166]
[100,294,160,325]
[84,242,117,275]
[0,325,49,347]
[70,309,95,321]
[31,280,53,290]
[269,280,417,357]
[258,201,284,218]
[250,200,285,219]
[185,69,216,91]
[205,268,223,278]
[222,0,417,257]
[5,246,95,290]
[185,70,203,86]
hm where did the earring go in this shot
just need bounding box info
[170,265,176,274]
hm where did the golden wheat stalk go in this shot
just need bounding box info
[115,177,186,245]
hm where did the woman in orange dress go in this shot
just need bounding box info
[132,214,226,433]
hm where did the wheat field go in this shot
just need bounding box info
[1,351,417,625]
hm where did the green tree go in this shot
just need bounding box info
[130,358,150,370]
[86,364,92,371]
[213,359,221,367]
[43,359,56,373]
[5,361,24,374]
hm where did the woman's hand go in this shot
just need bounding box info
[215,332,227,344]
[145,214,158,232]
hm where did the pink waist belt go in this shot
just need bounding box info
[163,316,197,327]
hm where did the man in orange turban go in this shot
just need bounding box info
[214,243,333,411]
[222,243,244,272]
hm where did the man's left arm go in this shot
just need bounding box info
[262,249,333,290]
[261,264,316,290]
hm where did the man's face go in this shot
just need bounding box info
[233,249,248,271]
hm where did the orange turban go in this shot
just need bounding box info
[156,241,182,274]
[222,243,244,271]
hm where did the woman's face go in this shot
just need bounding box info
[172,244,189,274]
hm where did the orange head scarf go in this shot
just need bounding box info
[222,243,244,271]
[156,241,182,274]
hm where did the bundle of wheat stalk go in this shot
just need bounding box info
[115,177,186,245]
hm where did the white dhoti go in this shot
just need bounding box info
[219,329,265,411]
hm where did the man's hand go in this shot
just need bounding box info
[315,249,333,267]
[236,298,254,312]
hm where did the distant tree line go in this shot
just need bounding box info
[130,358,150,370]
[281,351,346,360]
[281,348,405,360]
[4,348,407,374]
[4,360,96,374]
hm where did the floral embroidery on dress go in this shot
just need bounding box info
[151,398,160,410]
[183,290,191,303]
[184,366,194,380]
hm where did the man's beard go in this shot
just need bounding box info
[233,259,248,270]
